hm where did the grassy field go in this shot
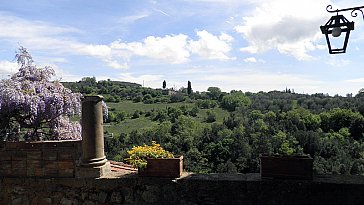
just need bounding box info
[107,101,189,114]
[104,117,158,137]
[104,100,230,138]
[196,107,230,124]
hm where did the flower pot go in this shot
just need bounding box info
[260,154,313,179]
[138,156,183,178]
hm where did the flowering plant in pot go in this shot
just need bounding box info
[260,131,313,179]
[125,141,183,178]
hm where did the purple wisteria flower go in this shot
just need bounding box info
[0,47,82,141]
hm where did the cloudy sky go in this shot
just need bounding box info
[0,0,364,96]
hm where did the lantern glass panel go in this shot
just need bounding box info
[328,33,347,50]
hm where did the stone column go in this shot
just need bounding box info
[77,95,110,178]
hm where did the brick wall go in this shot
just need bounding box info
[0,141,81,178]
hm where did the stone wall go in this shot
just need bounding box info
[0,141,81,178]
[1,173,364,205]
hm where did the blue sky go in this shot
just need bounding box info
[0,0,364,96]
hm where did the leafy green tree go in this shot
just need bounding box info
[271,131,302,155]
[132,95,143,103]
[116,111,126,122]
[170,92,186,103]
[294,130,321,157]
[170,115,204,154]
[221,91,251,112]
[167,107,183,122]
[205,110,217,123]
[131,110,140,119]
[143,94,153,104]
[207,87,222,100]
[286,108,321,131]
[189,106,199,117]
[63,76,364,175]
[195,99,218,109]
[320,108,364,140]
[81,76,97,85]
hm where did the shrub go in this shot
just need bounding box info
[205,110,217,123]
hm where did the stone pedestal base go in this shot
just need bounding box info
[76,161,111,178]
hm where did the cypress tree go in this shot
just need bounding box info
[187,81,192,95]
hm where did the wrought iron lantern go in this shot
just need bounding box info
[320,5,364,54]
[320,14,354,54]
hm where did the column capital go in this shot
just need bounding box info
[82,95,104,102]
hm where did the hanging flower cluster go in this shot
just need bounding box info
[0,47,82,141]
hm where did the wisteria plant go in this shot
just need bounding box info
[0,47,83,141]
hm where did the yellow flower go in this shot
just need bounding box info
[125,141,174,169]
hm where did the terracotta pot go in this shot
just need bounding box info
[260,154,313,179]
[138,156,183,178]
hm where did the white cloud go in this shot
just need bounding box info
[42,63,73,81]
[0,12,130,70]
[70,44,130,69]
[243,57,257,63]
[203,71,322,90]
[111,34,190,64]
[118,13,149,24]
[0,12,81,52]
[326,58,351,67]
[235,0,331,60]
[0,60,18,76]
[0,12,79,39]
[74,44,112,58]
[154,9,170,17]
[104,59,128,69]
[110,30,235,64]
[0,11,236,72]
[191,66,363,96]
[117,73,163,87]
[189,30,234,60]
[346,78,364,84]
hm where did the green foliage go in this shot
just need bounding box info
[131,110,141,119]
[207,87,222,100]
[195,99,218,109]
[271,131,302,155]
[106,111,126,123]
[286,108,321,131]
[205,110,217,123]
[320,108,364,140]
[221,91,251,111]
[64,80,364,175]
[170,92,186,103]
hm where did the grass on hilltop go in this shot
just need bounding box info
[103,100,229,138]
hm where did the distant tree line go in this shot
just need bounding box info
[63,78,195,104]
[64,79,364,175]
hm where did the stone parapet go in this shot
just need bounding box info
[0,140,81,178]
[0,173,364,204]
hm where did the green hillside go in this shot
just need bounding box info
[63,79,364,175]
[104,100,229,138]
